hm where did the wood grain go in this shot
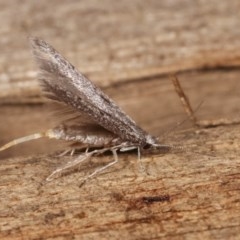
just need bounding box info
[0,1,240,239]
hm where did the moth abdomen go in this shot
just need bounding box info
[47,125,122,148]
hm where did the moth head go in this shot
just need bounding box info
[142,134,159,150]
[143,134,172,153]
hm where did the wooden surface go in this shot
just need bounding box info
[0,1,240,239]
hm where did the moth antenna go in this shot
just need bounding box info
[154,143,201,153]
[154,143,215,158]
[0,133,46,152]
[152,143,190,154]
[159,100,204,142]
[0,129,59,152]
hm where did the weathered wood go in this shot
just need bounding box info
[1,121,240,239]
[1,0,240,104]
[1,1,240,239]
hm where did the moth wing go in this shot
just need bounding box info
[47,101,98,127]
[30,37,147,143]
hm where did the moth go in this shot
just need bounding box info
[0,37,172,182]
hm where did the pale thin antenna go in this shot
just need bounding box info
[0,132,46,152]
[0,129,63,152]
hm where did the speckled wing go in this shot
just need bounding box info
[30,37,148,144]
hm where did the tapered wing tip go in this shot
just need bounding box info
[29,36,41,47]
[28,36,50,52]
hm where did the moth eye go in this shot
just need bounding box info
[142,144,151,150]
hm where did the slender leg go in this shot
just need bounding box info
[137,147,145,173]
[57,149,72,157]
[46,151,94,181]
[81,149,119,185]
[70,149,75,156]
[119,145,145,173]
[138,146,141,160]
[120,146,138,152]
[46,148,111,181]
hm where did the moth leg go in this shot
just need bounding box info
[46,148,110,181]
[120,145,145,173]
[57,149,70,157]
[46,150,95,181]
[138,146,141,160]
[70,149,75,156]
[120,146,137,152]
[58,148,76,157]
[137,147,146,173]
[81,149,118,185]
